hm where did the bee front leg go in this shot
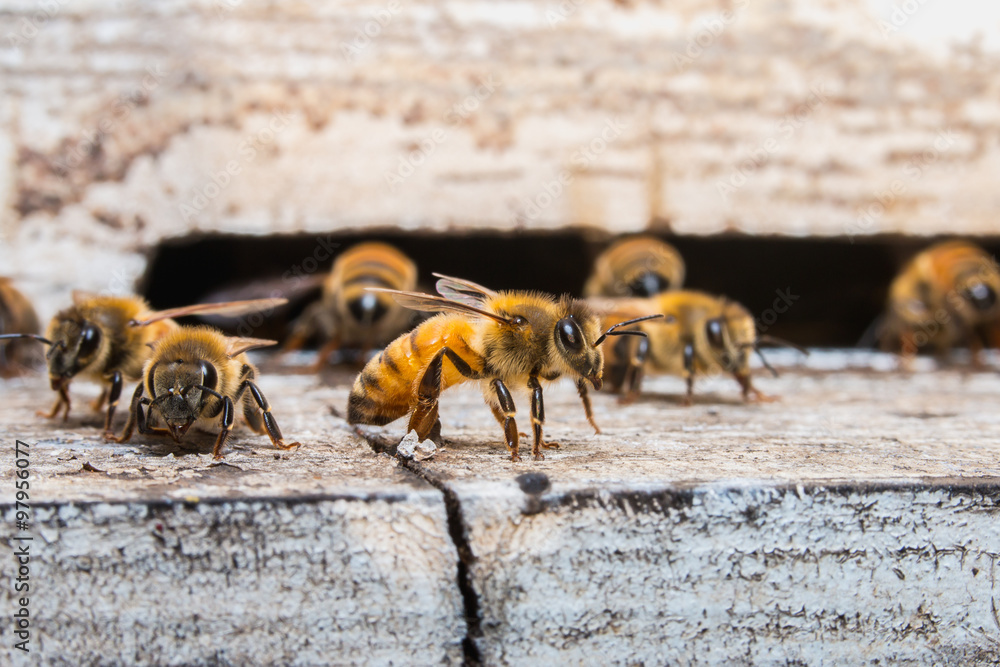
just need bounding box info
[102,371,123,433]
[620,336,649,405]
[528,375,558,460]
[576,378,601,435]
[683,342,695,406]
[212,396,234,459]
[235,380,302,453]
[492,378,520,462]
[38,381,72,421]
[108,383,148,442]
[735,372,778,403]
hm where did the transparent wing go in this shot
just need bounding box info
[130,298,289,328]
[224,336,279,358]
[432,273,497,307]
[368,288,510,325]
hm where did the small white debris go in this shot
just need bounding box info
[397,431,437,461]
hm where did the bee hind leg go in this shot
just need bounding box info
[408,348,446,443]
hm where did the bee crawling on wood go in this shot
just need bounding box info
[594,290,805,405]
[0,293,286,434]
[347,274,658,462]
[583,235,685,298]
[108,326,301,459]
[283,242,420,369]
[879,240,1000,361]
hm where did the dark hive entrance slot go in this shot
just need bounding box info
[139,231,1000,348]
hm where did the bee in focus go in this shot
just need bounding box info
[109,326,300,459]
[583,235,685,298]
[347,274,657,462]
[284,242,419,368]
[879,240,1000,360]
[0,294,285,433]
[594,290,803,405]
[0,278,42,377]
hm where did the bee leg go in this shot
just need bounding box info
[310,336,342,373]
[102,371,123,433]
[492,378,520,462]
[90,387,108,413]
[619,336,649,405]
[736,372,778,403]
[682,341,695,406]
[108,383,148,442]
[528,375,558,460]
[408,347,446,442]
[38,381,73,421]
[208,396,236,459]
[576,378,601,435]
[234,377,302,452]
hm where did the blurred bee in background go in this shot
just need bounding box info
[347,274,657,461]
[284,242,420,369]
[583,235,685,298]
[594,290,804,405]
[878,240,1000,361]
[0,278,42,377]
[0,294,285,433]
[109,326,300,459]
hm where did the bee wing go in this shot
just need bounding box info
[224,336,279,358]
[432,273,497,306]
[130,298,289,328]
[368,288,510,325]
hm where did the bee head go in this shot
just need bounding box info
[552,298,605,389]
[148,358,220,442]
[45,316,105,382]
[704,302,756,373]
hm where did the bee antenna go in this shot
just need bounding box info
[0,333,54,346]
[193,384,224,400]
[593,314,663,347]
[753,344,780,378]
[756,334,809,356]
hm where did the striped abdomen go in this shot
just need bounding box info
[330,242,417,327]
[347,314,482,426]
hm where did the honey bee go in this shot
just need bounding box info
[0,278,42,377]
[109,326,300,459]
[284,242,419,368]
[595,290,802,404]
[879,240,1000,359]
[0,294,285,433]
[583,235,685,298]
[347,274,657,462]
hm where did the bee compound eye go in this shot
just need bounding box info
[628,272,670,297]
[705,319,724,348]
[77,323,102,358]
[198,360,218,391]
[966,282,997,311]
[557,318,583,352]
